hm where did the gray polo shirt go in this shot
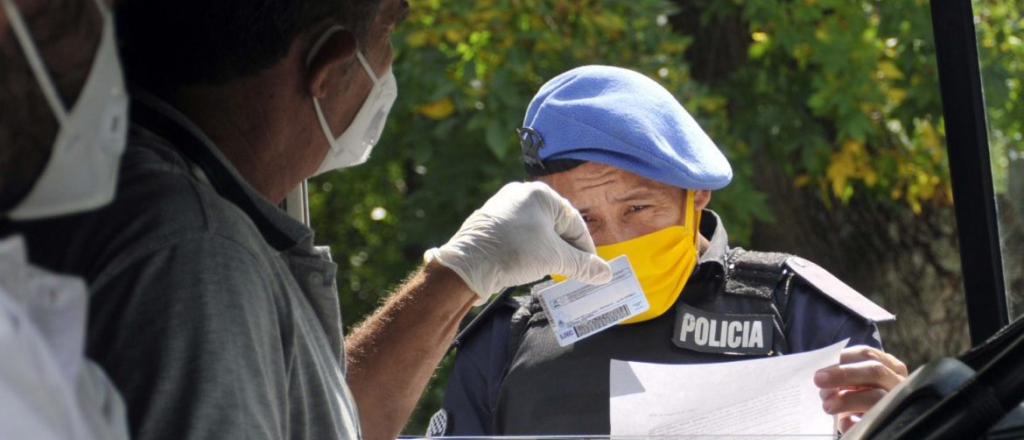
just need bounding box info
[6,90,360,440]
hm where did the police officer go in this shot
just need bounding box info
[433,65,908,436]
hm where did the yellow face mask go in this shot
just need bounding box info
[554,190,702,324]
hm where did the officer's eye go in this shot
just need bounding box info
[581,214,595,223]
[627,205,648,214]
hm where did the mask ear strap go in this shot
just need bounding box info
[88,0,109,17]
[305,25,346,66]
[684,189,696,229]
[355,51,384,86]
[306,24,382,85]
[685,189,702,246]
[305,25,347,144]
[1,0,68,124]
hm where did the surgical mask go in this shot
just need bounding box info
[595,190,702,324]
[4,0,129,220]
[306,25,398,175]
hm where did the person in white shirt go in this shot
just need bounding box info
[0,0,130,438]
[0,237,127,440]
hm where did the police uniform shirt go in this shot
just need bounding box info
[438,211,887,436]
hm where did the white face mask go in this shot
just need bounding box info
[3,0,129,220]
[306,25,398,175]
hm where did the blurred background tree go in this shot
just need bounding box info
[307,0,1024,434]
[672,0,1023,374]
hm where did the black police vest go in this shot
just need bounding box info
[492,249,794,435]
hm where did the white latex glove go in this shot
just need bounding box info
[424,182,613,305]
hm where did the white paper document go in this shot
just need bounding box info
[536,256,649,346]
[609,339,848,436]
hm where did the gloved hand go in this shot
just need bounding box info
[425,182,613,304]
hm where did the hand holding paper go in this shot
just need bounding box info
[610,339,849,436]
[815,345,909,432]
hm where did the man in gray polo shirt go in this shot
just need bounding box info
[5,0,612,439]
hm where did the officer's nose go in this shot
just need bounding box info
[599,223,634,247]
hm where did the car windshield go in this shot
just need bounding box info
[302,0,1022,436]
[976,0,1024,319]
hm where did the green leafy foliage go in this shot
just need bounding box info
[712,0,1022,212]
[975,0,1024,192]
[719,0,952,212]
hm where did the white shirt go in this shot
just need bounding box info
[0,236,128,440]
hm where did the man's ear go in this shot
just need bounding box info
[306,29,358,100]
[694,189,712,211]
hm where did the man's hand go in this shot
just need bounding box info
[346,182,612,439]
[815,345,909,433]
[425,181,613,304]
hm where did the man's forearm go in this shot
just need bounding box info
[344,261,478,440]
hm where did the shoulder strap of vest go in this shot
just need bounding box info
[724,248,795,354]
[490,295,536,434]
[724,249,794,352]
[725,248,794,311]
[448,292,520,354]
[505,295,537,375]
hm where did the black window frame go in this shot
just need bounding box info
[930,0,1010,345]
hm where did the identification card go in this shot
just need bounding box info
[536,256,649,347]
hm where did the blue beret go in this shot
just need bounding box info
[520,65,732,190]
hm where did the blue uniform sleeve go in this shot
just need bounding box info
[441,305,515,436]
[783,281,884,354]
